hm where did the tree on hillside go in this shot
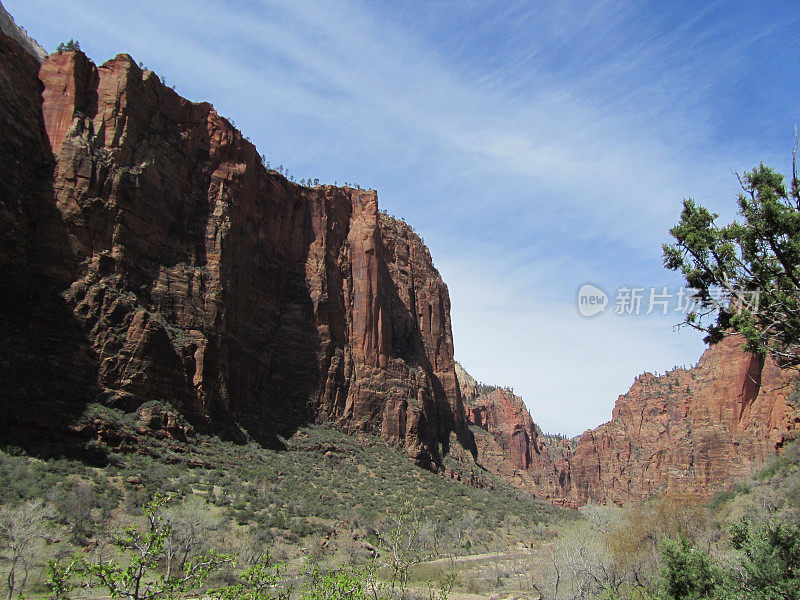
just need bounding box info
[160,495,222,580]
[375,503,436,600]
[55,39,81,53]
[0,499,54,600]
[663,137,800,364]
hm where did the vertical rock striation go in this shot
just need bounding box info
[1,38,474,466]
[564,335,800,505]
[465,387,569,502]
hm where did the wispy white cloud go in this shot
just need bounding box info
[439,251,706,436]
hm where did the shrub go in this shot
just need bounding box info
[708,490,735,512]
[658,534,720,600]
[212,550,289,600]
[727,519,800,599]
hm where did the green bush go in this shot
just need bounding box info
[659,534,721,600]
[727,519,800,600]
[212,550,288,600]
[659,520,800,600]
[707,490,735,512]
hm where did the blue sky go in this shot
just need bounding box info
[8,0,800,436]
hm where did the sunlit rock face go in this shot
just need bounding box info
[460,337,799,507]
[564,335,800,505]
[459,381,573,505]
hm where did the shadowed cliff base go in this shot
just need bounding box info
[0,25,100,458]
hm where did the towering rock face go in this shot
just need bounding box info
[0,37,473,467]
[463,387,569,502]
[564,335,800,506]
[458,336,800,507]
[0,24,101,439]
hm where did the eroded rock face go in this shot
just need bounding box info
[1,39,474,467]
[456,377,571,504]
[0,29,102,446]
[458,336,800,507]
[564,336,800,506]
[454,365,566,500]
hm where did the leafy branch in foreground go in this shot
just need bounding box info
[211,550,290,600]
[663,138,800,364]
[84,495,231,600]
[301,561,387,600]
[45,557,81,600]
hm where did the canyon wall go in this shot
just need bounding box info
[1,8,798,503]
[565,335,800,505]
[0,31,473,467]
[459,337,800,506]
[455,363,570,503]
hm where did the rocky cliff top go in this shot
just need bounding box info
[0,1,46,62]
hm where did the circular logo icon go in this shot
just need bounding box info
[577,284,608,317]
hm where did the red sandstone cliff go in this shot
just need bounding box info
[2,12,798,504]
[458,336,800,507]
[467,388,568,502]
[0,33,473,467]
[564,335,800,505]
[455,364,571,502]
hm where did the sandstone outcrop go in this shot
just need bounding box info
[0,31,473,467]
[462,385,569,503]
[458,335,800,507]
[564,335,800,505]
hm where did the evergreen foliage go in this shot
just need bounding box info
[664,148,800,363]
[55,39,80,53]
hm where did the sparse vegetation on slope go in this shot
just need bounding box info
[0,405,572,599]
